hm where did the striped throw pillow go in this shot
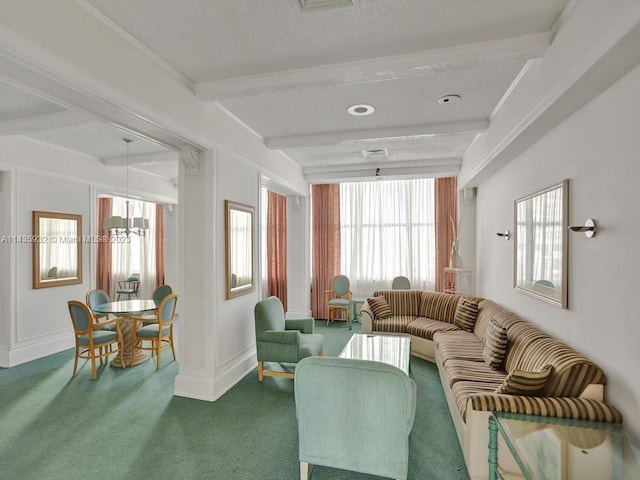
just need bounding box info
[368,296,392,320]
[496,365,553,396]
[453,298,479,332]
[482,317,508,370]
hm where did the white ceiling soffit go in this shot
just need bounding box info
[57,1,573,183]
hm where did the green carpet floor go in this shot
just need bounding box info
[0,321,469,479]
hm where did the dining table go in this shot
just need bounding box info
[93,299,159,367]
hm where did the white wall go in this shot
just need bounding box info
[0,171,13,358]
[475,63,640,443]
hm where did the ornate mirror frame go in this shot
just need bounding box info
[225,200,255,299]
[32,211,83,289]
[514,180,569,308]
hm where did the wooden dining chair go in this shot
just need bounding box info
[116,276,140,300]
[324,275,352,327]
[68,300,123,380]
[131,293,178,369]
[139,285,173,326]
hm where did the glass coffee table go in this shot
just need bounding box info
[488,411,640,480]
[339,333,411,375]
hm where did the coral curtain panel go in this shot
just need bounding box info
[96,197,113,294]
[155,204,165,287]
[434,177,457,292]
[311,184,341,319]
[266,191,288,309]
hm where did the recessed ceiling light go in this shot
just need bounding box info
[348,104,375,116]
[300,0,356,8]
[362,148,388,158]
[438,94,461,105]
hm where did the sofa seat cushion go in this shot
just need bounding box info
[406,317,459,340]
[443,359,507,388]
[372,315,415,334]
[451,380,503,421]
[434,330,485,363]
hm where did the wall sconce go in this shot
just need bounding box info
[568,218,597,238]
[496,229,511,240]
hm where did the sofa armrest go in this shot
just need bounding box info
[285,317,315,334]
[360,302,374,333]
[257,330,301,344]
[468,393,623,423]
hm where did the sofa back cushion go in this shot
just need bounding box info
[503,321,551,372]
[474,299,523,342]
[418,292,460,322]
[373,290,422,316]
[509,336,606,397]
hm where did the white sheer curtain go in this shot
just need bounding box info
[340,179,435,296]
[110,196,157,300]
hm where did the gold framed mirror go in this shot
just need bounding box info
[514,180,568,308]
[225,200,255,299]
[32,211,83,289]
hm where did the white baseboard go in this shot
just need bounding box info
[0,333,74,368]
[286,309,313,319]
[174,348,256,402]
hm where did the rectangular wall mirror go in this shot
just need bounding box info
[225,200,255,299]
[514,180,568,308]
[33,211,83,289]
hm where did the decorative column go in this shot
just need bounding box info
[174,145,218,401]
[286,194,312,318]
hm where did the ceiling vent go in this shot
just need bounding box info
[362,148,388,158]
[299,0,356,9]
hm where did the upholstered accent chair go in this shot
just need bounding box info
[295,356,417,480]
[131,293,178,369]
[68,300,123,380]
[392,275,411,289]
[254,296,324,381]
[324,274,352,327]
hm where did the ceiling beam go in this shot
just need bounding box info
[195,32,551,101]
[304,162,460,184]
[0,110,91,136]
[265,120,488,149]
[102,150,179,167]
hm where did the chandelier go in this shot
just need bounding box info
[102,138,150,237]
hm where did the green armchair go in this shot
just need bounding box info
[295,356,417,479]
[254,296,324,381]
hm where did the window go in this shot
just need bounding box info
[340,179,435,294]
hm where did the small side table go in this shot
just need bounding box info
[443,267,472,294]
[351,296,368,323]
[488,411,639,480]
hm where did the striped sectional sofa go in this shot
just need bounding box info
[360,290,622,480]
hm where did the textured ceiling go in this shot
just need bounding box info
[0,0,571,184]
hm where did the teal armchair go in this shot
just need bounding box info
[295,356,417,480]
[254,296,324,381]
